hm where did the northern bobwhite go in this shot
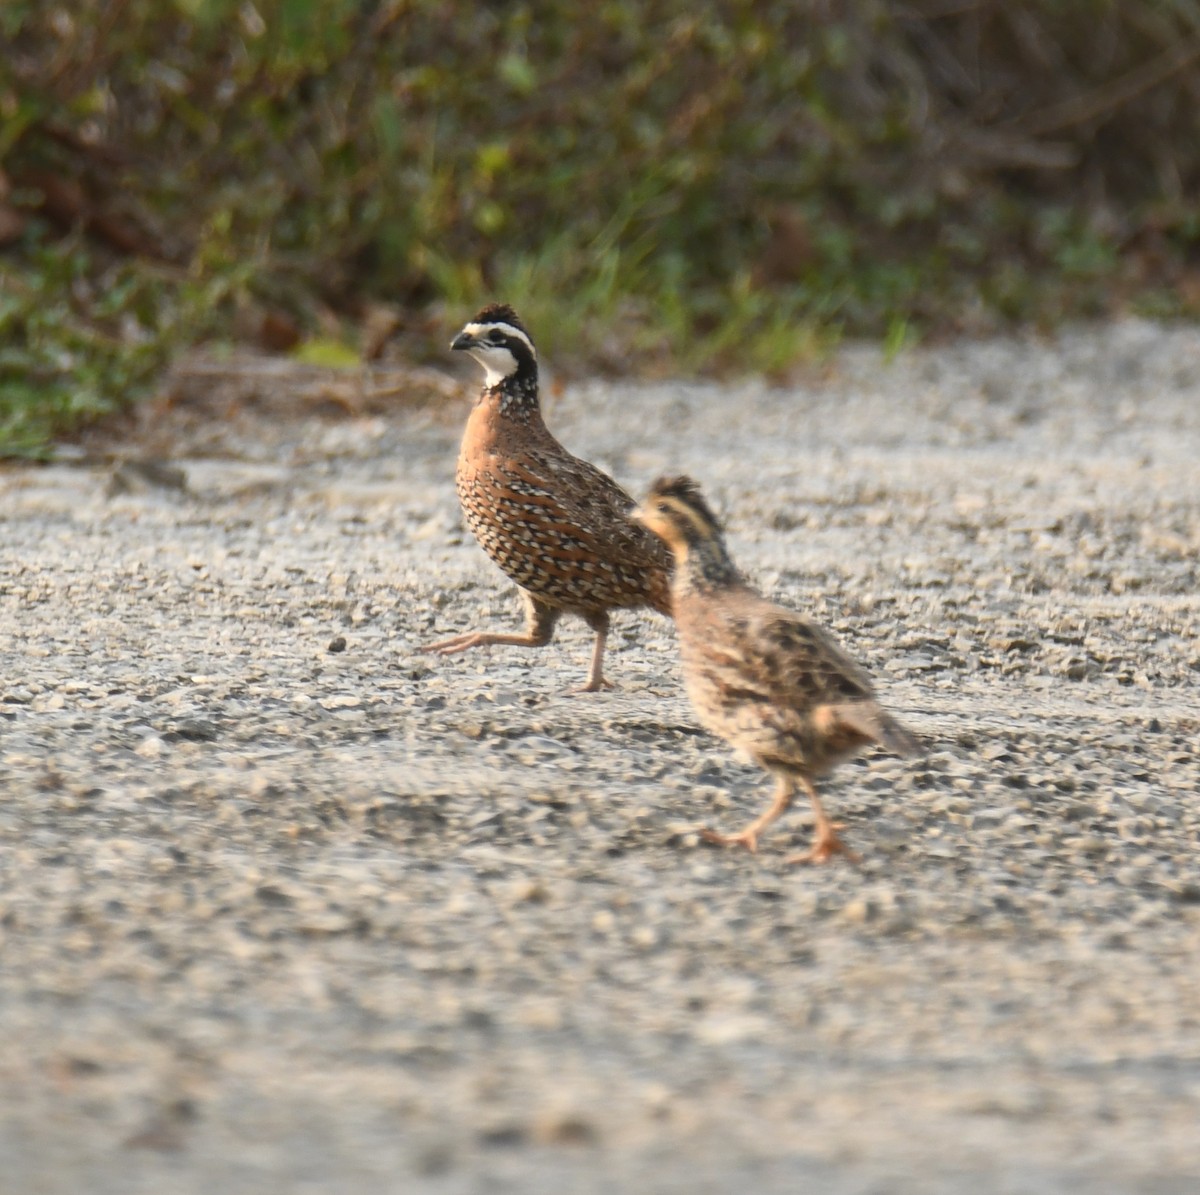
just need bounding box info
[424,304,671,691]
[633,475,921,863]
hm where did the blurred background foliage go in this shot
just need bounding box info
[5,0,1200,454]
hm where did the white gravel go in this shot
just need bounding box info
[1,319,1198,1193]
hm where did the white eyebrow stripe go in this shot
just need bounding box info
[463,321,536,357]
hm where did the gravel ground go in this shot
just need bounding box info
[2,320,1198,1194]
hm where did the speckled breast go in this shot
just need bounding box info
[455,454,655,612]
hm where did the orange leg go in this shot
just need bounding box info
[701,775,794,854]
[785,777,860,865]
[424,628,548,655]
[425,596,615,693]
[425,593,557,658]
[569,613,613,694]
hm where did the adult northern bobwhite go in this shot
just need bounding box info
[424,304,671,691]
[634,475,921,863]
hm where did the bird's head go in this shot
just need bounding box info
[633,475,725,560]
[450,303,538,390]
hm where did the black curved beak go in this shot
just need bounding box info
[450,330,474,351]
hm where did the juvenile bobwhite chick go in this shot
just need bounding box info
[424,304,671,691]
[633,475,921,863]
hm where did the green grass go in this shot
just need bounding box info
[5,0,1200,456]
[1,245,156,459]
[0,231,254,458]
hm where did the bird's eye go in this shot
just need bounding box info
[487,330,505,345]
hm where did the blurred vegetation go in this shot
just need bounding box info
[5,0,1200,455]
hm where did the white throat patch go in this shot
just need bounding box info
[468,344,520,387]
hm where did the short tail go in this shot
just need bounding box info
[875,712,923,758]
[817,703,922,759]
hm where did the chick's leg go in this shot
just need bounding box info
[786,777,860,865]
[702,775,794,854]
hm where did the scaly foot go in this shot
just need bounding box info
[567,675,615,695]
[700,826,759,853]
[423,631,485,656]
[785,821,861,866]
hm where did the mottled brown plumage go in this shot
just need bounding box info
[634,475,921,863]
[425,304,671,691]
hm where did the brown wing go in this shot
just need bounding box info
[753,608,877,705]
[526,444,670,570]
[704,594,877,713]
[740,600,922,759]
[457,436,671,613]
[678,592,884,769]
